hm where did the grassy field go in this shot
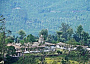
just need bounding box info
[45,56,80,64]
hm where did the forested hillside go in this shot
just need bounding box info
[0,0,90,36]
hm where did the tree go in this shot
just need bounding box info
[15,36,20,43]
[6,36,14,43]
[66,28,73,40]
[60,23,70,41]
[76,46,89,63]
[7,30,12,37]
[60,23,70,33]
[26,34,36,42]
[0,33,3,60]
[76,25,83,39]
[0,15,6,62]
[47,34,57,43]
[66,38,78,45]
[7,46,16,56]
[18,29,26,40]
[57,50,62,54]
[81,31,89,45]
[56,31,63,42]
[39,29,48,40]
[73,33,80,42]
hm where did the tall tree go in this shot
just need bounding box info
[66,28,73,40]
[56,31,63,42]
[0,33,3,55]
[39,29,48,40]
[0,15,6,62]
[60,23,70,41]
[18,29,26,40]
[81,31,89,45]
[60,23,70,33]
[76,25,83,39]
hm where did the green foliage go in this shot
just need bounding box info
[61,59,66,64]
[65,56,68,61]
[26,34,36,42]
[6,36,14,43]
[0,33,3,54]
[81,31,89,45]
[66,38,79,45]
[60,23,70,33]
[19,34,36,43]
[73,25,83,42]
[39,29,48,40]
[18,30,26,40]
[0,0,90,36]
[76,25,83,36]
[66,28,73,40]
[5,55,12,64]
[57,31,63,35]
[46,34,57,43]
[73,25,90,46]
[67,46,89,63]
[60,23,70,41]
[7,30,12,36]
[7,46,16,56]
[69,51,78,57]
[0,15,6,61]
[52,61,57,64]
[57,50,62,54]
[13,56,39,64]
[56,31,63,42]
[20,40,24,43]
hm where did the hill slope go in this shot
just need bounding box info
[0,0,90,36]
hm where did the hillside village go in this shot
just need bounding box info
[0,1,90,62]
[7,35,90,57]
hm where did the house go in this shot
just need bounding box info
[56,42,77,51]
[7,43,22,57]
[86,48,90,53]
[45,42,56,51]
[56,42,67,50]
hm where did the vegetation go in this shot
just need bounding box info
[6,46,16,56]
[39,29,48,40]
[13,55,39,64]
[1,0,90,36]
[0,14,90,64]
[18,29,26,40]
[0,15,6,62]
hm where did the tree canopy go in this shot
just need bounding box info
[39,29,48,40]
[18,29,26,40]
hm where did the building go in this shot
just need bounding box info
[38,35,44,44]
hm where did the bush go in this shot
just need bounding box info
[57,50,62,54]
